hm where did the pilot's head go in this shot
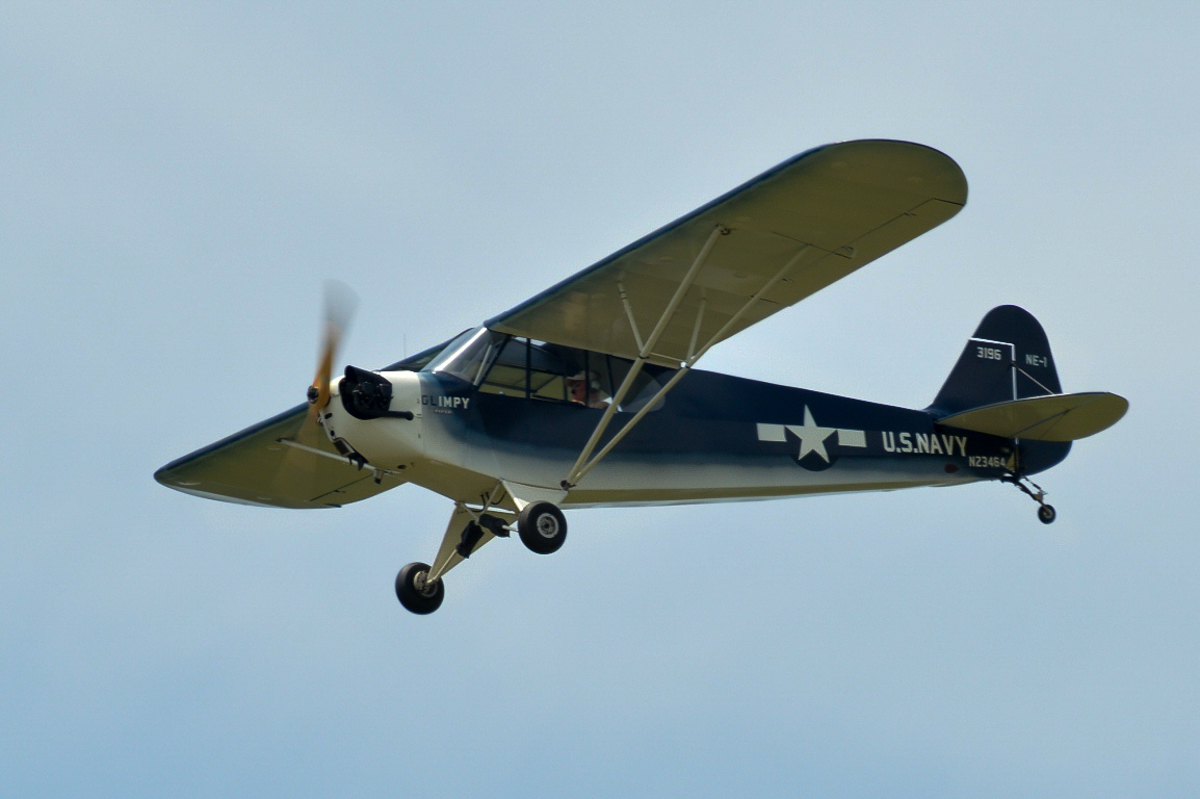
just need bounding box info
[567,371,601,406]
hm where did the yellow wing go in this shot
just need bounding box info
[154,404,407,509]
[487,139,967,365]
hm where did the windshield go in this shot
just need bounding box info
[423,328,507,384]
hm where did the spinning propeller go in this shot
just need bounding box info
[304,280,359,430]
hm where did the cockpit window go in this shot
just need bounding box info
[470,332,667,412]
[422,327,668,411]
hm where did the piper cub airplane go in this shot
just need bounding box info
[156,139,1127,615]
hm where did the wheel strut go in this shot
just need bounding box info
[1002,472,1057,525]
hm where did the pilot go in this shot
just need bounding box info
[566,371,608,409]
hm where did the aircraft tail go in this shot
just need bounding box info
[929,305,1070,474]
[930,305,1062,415]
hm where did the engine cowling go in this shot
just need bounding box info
[320,367,424,467]
[340,365,413,420]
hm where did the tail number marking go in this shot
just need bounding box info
[968,455,1007,469]
[976,346,1005,361]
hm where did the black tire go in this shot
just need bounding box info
[1037,504,1057,525]
[517,501,567,555]
[395,562,444,614]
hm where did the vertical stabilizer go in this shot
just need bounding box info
[930,305,1071,475]
[929,305,1062,416]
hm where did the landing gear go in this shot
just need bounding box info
[518,501,568,554]
[395,562,444,615]
[1003,472,1057,525]
[395,498,567,614]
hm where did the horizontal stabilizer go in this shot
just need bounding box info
[935,392,1129,442]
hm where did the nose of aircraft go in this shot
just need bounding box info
[321,368,424,468]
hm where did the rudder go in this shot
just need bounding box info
[929,305,1062,416]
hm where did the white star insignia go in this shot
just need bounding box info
[791,406,837,463]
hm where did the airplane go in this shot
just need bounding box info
[154,139,1128,615]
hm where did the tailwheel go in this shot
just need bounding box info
[395,562,444,615]
[1003,472,1057,525]
[517,501,567,555]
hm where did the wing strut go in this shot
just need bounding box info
[562,234,811,489]
[562,224,724,487]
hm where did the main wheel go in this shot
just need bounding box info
[517,501,567,555]
[1037,504,1057,525]
[395,562,444,614]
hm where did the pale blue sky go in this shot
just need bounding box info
[2,2,1197,796]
